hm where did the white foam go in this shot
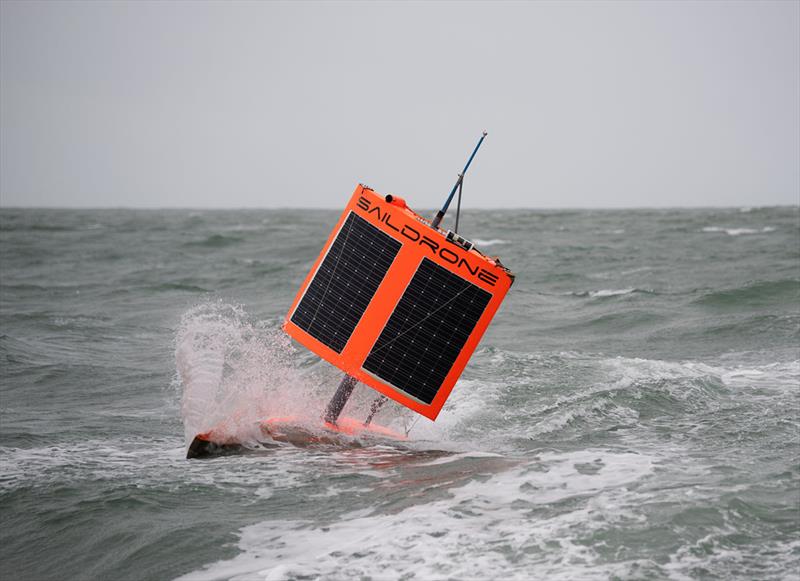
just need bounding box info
[506,354,799,443]
[718,360,800,394]
[601,356,800,400]
[412,450,505,467]
[664,531,800,580]
[620,266,653,275]
[405,378,506,447]
[222,224,263,232]
[589,288,637,297]
[0,437,324,495]
[601,357,723,398]
[702,226,775,236]
[564,288,644,298]
[473,238,508,247]
[525,395,640,438]
[177,449,656,581]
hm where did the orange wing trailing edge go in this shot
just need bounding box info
[283,185,514,420]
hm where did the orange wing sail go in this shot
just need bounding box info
[283,185,513,420]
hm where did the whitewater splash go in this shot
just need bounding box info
[175,301,309,450]
[174,301,422,452]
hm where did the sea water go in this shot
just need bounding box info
[1,206,798,580]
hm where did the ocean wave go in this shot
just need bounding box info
[3,206,799,581]
[0,436,323,496]
[3,223,76,232]
[620,266,653,275]
[688,314,800,347]
[666,535,800,581]
[600,356,727,399]
[0,438,182,491]
[579,310,666,332]
[177,449,656,581]
[524,395,640,438]
[0,283,60,293]
[148,282,210,293]
[473,238,508,247]
[572,288,652,298]
[471,350,799,444]
[506,355,726,440]
[692,278,799,309]
[407,378,508,446]
[600,356,800,405]
[702,226,776,236]
[183,234,243,248]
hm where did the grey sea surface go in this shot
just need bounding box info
[1,206,798,580]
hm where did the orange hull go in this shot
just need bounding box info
[261,415,406,442]
[187,415,407,458]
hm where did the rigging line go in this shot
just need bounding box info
[454,174,463,234]
[366,282,474,358]
[404,413,421,436]
[306,214,356,329]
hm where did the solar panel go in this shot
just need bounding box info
[290,212,401,353]
[363,258,492,404]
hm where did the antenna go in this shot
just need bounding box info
[431,131,487,230]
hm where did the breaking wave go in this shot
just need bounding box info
[692,279,799,309]
[177,449,657,581]
[571,288,654,298]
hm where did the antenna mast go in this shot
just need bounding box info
[430,131,487,230]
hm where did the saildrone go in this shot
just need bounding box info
[187,133,514,458]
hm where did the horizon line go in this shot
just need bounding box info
[1,204,798,211]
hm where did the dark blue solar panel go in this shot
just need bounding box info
[363,258,491,404]
[291,212,401,353]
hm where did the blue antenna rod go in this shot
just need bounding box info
[431,131,487,230]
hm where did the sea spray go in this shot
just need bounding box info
[175,301,303,448]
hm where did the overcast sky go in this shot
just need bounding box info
[1,0,798,208]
